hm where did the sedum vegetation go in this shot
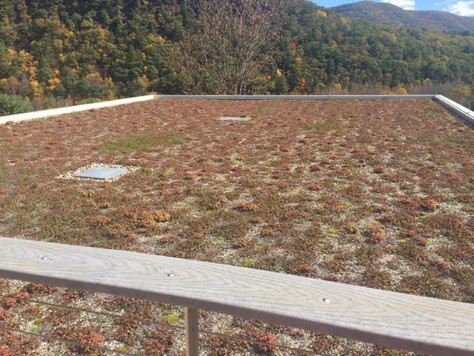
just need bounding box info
[0,0,473,108]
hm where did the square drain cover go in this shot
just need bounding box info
[219,116,250,121]
[75,166,128,180]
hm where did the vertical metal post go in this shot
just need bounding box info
[185,307,199,356]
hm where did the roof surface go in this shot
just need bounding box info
[0,98,472,353]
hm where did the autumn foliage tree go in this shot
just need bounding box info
[0,0,473,107]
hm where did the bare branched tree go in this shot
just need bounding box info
[178,0,282,94]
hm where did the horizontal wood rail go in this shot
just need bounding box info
[0,237,473,355]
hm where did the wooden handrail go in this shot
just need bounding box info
[0,237,472,355]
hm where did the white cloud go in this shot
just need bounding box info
[381,0,416,10]
[445,1,474,16]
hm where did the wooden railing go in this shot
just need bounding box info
[0,237,473,355]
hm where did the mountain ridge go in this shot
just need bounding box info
[330,1,474,33]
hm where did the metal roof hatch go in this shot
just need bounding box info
[74,166,128,180]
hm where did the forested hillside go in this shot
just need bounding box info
[0,0,473,111]
[331,1,474,34]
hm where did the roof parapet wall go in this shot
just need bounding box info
[1,94,472,126]
[154,94,435,100]
[434,95,474,126]
[0,95,156,125]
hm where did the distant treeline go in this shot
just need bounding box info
[0,0,473,109]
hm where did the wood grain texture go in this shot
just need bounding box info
[0,237,472,355]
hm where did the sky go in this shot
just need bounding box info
[314,0,474,16]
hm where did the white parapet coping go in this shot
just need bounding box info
[0,95,156,124]
[434,95,474,126]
